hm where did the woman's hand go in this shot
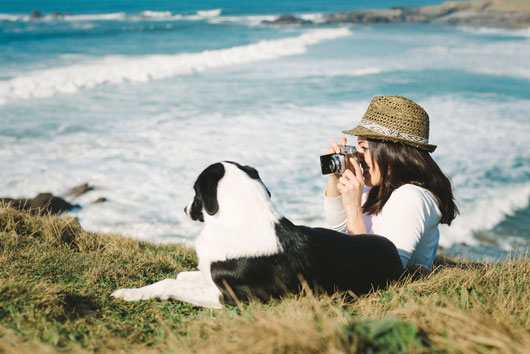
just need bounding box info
[324,138,347,198]
[337,157,364,209]
[337,156,367,234]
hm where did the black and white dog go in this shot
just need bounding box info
[112,161,403,308]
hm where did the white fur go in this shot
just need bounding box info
[112,162,282,308]
[196,163,282,260]
[111,277,222,308]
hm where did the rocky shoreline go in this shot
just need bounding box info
[0,183,106,215]
[263,0,530,29]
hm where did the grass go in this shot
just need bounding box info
[1,206,529,353]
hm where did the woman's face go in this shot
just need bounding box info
[357,137,382,187]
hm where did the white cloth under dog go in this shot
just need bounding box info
[324,184,442,270]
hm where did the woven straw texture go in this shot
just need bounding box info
[342,96,437,152]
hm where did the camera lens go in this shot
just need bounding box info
[329,155,342,174]
[328,159,337,173]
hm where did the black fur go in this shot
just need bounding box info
[211,218,404,306]
[190,162,225,221]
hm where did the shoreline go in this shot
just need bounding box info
[263,0,530,29]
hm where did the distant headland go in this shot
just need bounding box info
[263,0,530,29]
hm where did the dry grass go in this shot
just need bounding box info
[1,206,529,353]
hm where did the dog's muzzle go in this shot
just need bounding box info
[184,199,193,218]
[185,198,204,222]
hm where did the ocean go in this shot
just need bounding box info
[1,0,529,261]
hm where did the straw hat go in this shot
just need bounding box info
[342,96,437,152]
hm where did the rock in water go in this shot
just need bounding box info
[263,15,313,25]
[67,183,94,198]
[30,193,78,214]
[1,193,78,215]
[30,10,43,19]
[264,1,530,29]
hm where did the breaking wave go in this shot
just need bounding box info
[0,28,352,105]
[440,183,530,249]
[0,9,223,22]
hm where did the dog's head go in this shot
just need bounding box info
[185,161,271,222]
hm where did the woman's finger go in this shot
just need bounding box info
[342,168,364,191]
[324,140,339,154]
[331,141,341,154]
[325,138,348,155]
[342,169,355,180]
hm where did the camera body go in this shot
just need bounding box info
[320,145,357,175]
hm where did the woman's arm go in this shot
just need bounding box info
[337,163,366,234]
[323,193,347,232]
[323,138,366,234]
[324,137,346,199]
[323,139,347,232]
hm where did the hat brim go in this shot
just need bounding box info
[342,126,437,153]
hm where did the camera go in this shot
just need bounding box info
[320,145,358,175]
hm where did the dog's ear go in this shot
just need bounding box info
[240,165,260,180]
[197,162,225,216]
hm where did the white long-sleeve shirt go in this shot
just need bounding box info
[324,184,442,270]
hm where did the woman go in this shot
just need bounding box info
[324,96,458,270]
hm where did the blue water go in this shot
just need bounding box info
[1,0,529,261]
[1,1,443,15]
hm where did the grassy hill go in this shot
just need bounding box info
[1,207,529,353]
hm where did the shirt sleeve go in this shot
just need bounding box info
[323,193,347,233]
[323,189,372,234]
[371,185,441,267]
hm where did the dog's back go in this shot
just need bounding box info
[211,217,404,305]
[299,224,404,295]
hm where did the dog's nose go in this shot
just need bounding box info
[183,206,187,214]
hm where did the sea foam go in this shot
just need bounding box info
[1,95,528,246]
[196,9,222,17]
[62,12,127,21]
[0,9,223,23]
[439,183,530,249]
[0,28,351,105]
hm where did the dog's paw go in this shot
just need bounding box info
[111,288,147,301]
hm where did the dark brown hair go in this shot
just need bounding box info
[362,139,459,225]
